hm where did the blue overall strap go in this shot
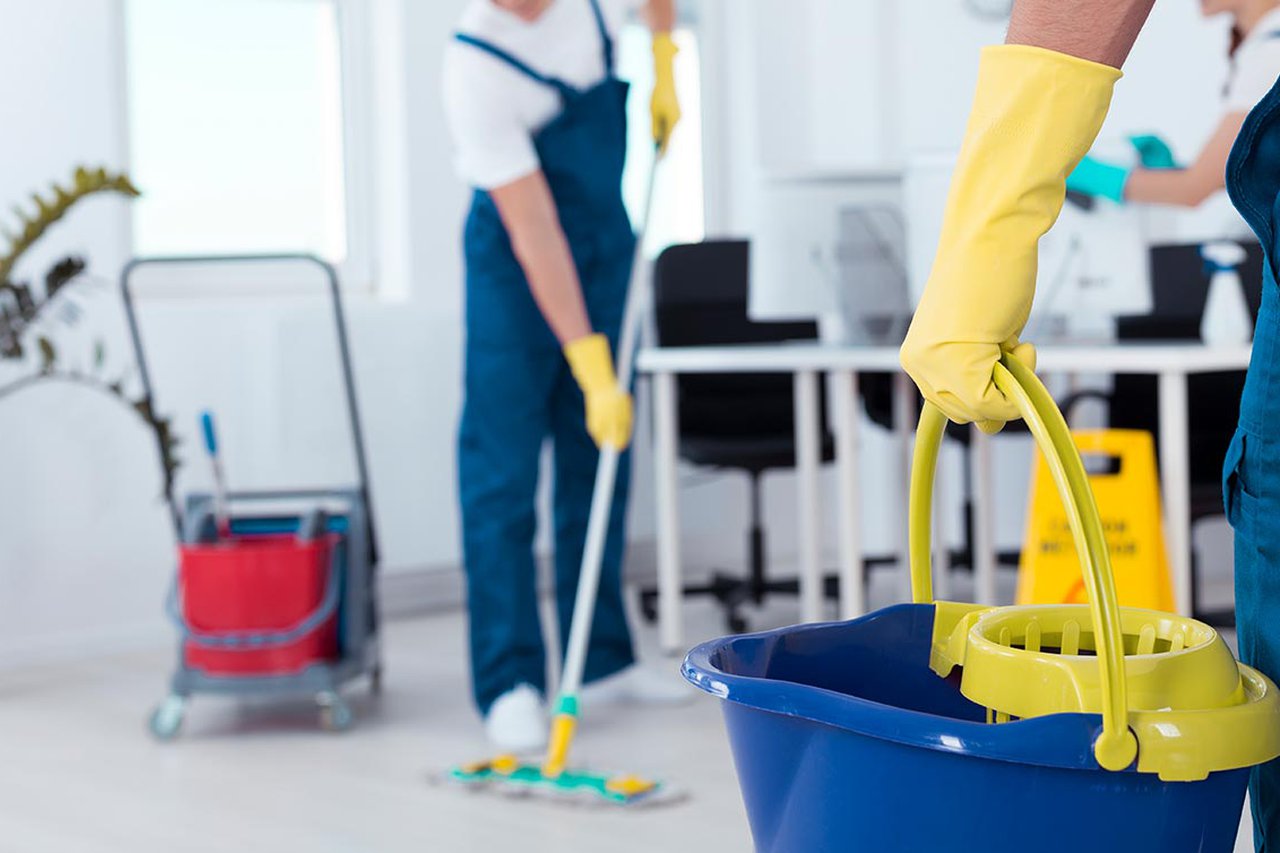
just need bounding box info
[453,33,577,98]
[586,0,615,72]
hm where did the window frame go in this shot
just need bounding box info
[120,0,377,294]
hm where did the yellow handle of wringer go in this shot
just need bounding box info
[908,354,1138,772]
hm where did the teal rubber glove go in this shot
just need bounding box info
[1066,134,1178,204]
[1065,155,1129,204]
[1129,134,1178,169]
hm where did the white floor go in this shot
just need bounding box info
[0,567,1258,852]
[0,592,756,853]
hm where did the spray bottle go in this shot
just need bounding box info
[1200,241,1252,346]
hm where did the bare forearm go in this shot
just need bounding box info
[1124,169,1222,207]
[645,0,675,33]
[491,171,592,344]
[1007,0,1154,68]
[1125,111,1245,208]
[511,226,592,343]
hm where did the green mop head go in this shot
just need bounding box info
[444,755,680,807]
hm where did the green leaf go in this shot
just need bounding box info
[45,256,86,297]
[37,336,55,371]
[0,307,17,359]
[0,167,141,287]
[12,284,35,320]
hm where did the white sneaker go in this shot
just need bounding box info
[579,664,694,708]
[484,684,548,752]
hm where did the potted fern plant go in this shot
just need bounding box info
[0,166,180,499]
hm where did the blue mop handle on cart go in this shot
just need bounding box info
[200,411,231,540]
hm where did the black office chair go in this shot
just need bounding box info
[635,239,893,633]
[1068,240,1263,625]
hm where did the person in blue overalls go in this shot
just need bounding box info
[443,0,687,752]
[897,1,1280,848]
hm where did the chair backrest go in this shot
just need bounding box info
[653,240,819,438]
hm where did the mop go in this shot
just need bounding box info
[199,411,231,539]
[443,151,678,807]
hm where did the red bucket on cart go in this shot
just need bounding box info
[176,534,340,676]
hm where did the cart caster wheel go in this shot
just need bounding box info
[370,664,384,696]
[318,694,353,732]
[149,695,186,741]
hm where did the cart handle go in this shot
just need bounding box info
[165,545,340,650]
[120,254,378,566]
[907,353,1138,773]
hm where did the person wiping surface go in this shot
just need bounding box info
[1066,0,1280,212]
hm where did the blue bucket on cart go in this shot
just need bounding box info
[682,603,1249,853]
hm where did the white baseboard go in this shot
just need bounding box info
[374,537,671,618]
[0,537,715,672]
[376,563,466,617]
[0,623,171,673]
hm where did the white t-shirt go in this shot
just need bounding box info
[443,0,643,190]
[1225,8,1280,112]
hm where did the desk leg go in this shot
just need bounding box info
[832,370,864,618]
[971,426,998,605]
[1158,370,1193,616]
[795,370,823,622]
[893,373,915,601]
[653,371,683,653]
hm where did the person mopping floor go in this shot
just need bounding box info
[442,0,689,753]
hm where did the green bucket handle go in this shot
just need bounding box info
[907,354,1138,772]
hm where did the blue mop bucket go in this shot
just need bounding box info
[683,606,1247,852]
[683,357,1271,853]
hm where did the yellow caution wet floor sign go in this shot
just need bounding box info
[1017,429,1176,611]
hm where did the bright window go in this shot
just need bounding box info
[618,25,705,256]
[124,0,361,279]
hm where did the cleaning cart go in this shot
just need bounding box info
[683,355,1280,853]
[122,255,381,739]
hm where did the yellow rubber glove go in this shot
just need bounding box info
[651,32,681,153]
[899,45,1121,434]
[564,333,633,450]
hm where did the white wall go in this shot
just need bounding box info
[720,0,1234,219]
[0,0,484,664]
[0,0,169,664]
[0,0,1251,664]
[707,0,1243,557]
[0,0,710,666]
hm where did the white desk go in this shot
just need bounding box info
[637,341,1252,654]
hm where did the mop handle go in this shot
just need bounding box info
[543,151,663,777]
[200,411,231,539]
[907,354,1137,772]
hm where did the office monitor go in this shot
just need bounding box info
[748,170,910,344]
